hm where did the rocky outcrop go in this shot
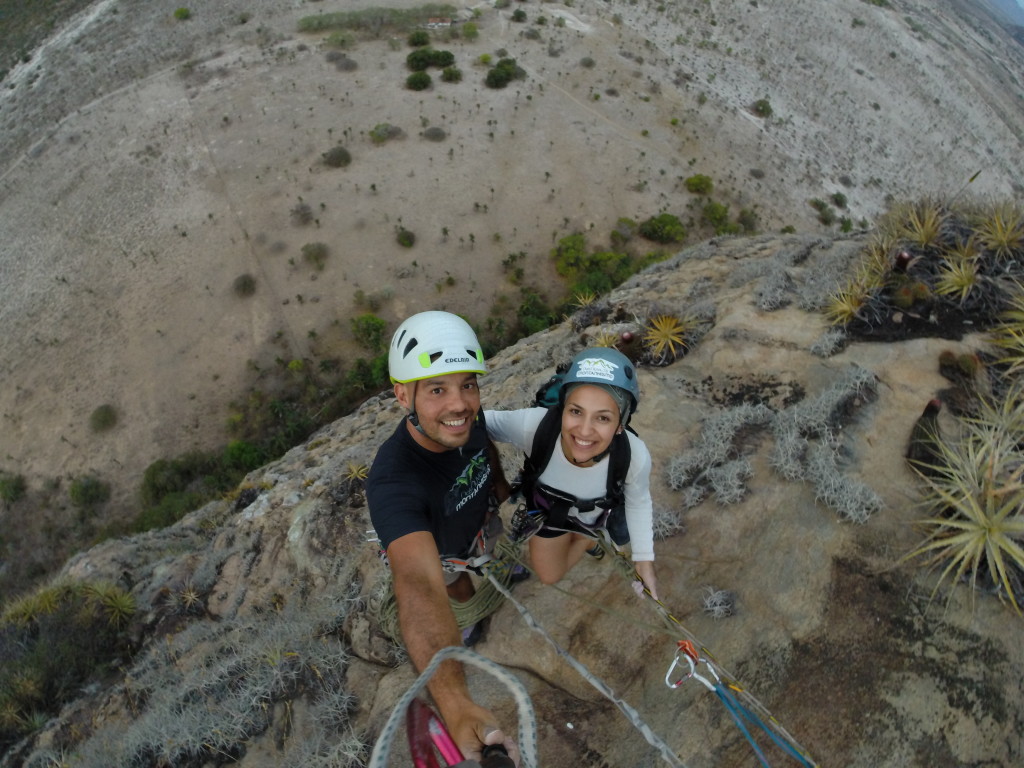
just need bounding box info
[11,234,1023,768]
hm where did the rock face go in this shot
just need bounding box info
[9,233,1022,768]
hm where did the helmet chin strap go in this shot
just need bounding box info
[405,383,427,436]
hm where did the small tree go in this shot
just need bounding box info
[441,67,462,83]
[173,7,190,21]
[463,22,479,40]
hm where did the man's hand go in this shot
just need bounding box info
[445,700,521,767]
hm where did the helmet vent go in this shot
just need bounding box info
[401,337,418,359]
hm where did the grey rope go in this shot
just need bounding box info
[484,569,688,768]
[368,645,540,768]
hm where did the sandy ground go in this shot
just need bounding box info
[1,0,1023,584]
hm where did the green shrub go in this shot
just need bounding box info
[512,8,527,22]
[485,58,523,89]
[517,288,555,335]
[408,29,430,47]
[407,47,435,71]
[441,66,462,83]
[370,123,403,144]
[638,213,686,244]
[345,354,390,393]
[223,440,265,471]
[233,273,257,297]
[752,98,773,117]
[0,473,26,504]
[322,145,352,168]
[351,313,388,353]
[703,201,740,234]
[69,475,110,508]
[173,7,191,21]
[831,192,848,209]
[407,71,432,90]
[684,174,713,195]
[463,22,479,40]
[325,31,352,49]
[302,242,329,270]
[397,228,416,248]
[89,404,118,432]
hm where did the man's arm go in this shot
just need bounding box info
[387,531,515,763]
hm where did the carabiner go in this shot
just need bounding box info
[665,640,719,692]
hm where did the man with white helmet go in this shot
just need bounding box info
[366,310,519,765]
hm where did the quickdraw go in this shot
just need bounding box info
[664,640,817,768]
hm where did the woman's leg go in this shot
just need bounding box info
[528,532,595,585]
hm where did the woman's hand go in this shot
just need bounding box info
[633,560,658,600]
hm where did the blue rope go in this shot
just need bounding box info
[713,684,816,768]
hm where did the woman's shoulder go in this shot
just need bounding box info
[623,429,652,471]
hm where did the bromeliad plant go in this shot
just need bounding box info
[904,389,1024,614]
[642,313,694,365]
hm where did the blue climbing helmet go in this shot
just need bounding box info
[560,347,640,424]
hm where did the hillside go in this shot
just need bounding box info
[1,0,1023,701]
[3,228,1023,767]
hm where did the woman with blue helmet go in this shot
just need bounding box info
[485,346,658,598]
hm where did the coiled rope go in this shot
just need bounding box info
[371,540,525,643]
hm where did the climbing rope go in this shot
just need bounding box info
[599,538,819,767]
[483,565,688,768]
[368,645,540,768]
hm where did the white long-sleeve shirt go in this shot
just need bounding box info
[485,408,655,561]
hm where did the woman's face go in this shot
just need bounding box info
[560,384,621,466]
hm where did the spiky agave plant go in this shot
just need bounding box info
[642,314,692,365]
[904,392,1024,614]
[900,198,950,251]
[976,202,1024,260]
[934,258,980,305]
[988,285,1024,375]
[822,283,871,326]
[591,328,620,348]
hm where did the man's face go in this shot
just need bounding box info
[395,371,481,452]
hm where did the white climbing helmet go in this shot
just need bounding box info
[388,311,487,383]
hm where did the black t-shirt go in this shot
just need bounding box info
[367,416,494,557]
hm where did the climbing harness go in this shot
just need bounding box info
[665,641,818,768]
[368,646,540,768]
[369,540,526,644]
